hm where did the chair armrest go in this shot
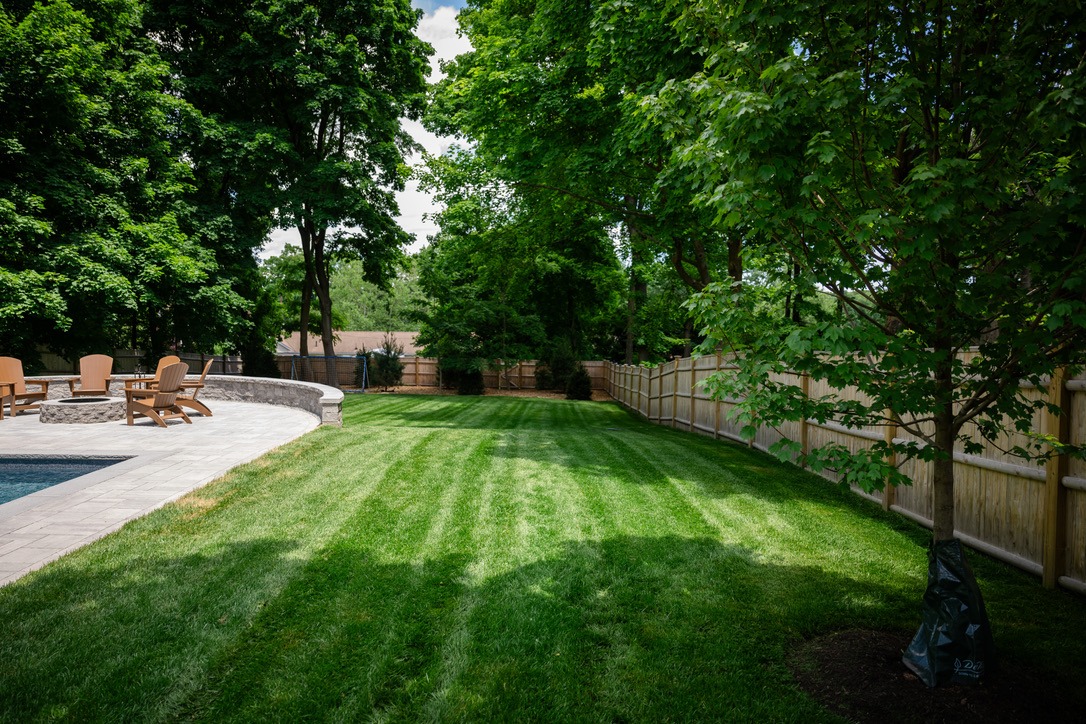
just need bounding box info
[29,379,50,394]
[125,388,156,401]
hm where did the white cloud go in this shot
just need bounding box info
[418,6,472,83]
[411,0,467,15]
[260,5,469,260]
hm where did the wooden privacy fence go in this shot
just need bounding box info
[42,351,242,375]
[606,357,1086,596]
[277,356,609,392]
[276,355,360,386]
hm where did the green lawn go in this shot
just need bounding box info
[1,395,1083,721]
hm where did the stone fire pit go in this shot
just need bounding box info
[39,396,126,424]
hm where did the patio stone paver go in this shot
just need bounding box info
[0,400,320,585]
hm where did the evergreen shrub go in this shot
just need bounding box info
[565,364,593,401]
[534,363,554,390]
[368,334,405,390]
[457,369,485,395]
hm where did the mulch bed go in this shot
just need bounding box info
[788,629,1082,723]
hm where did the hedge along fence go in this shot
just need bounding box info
[606,357,1086,596]
[277,356,609,391]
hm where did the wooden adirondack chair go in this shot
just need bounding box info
[0,357,50,417]
[152,355,181,382]
[125,362,191,428]
[68,354,114,397]
[124,354,180,392]
[176,359,214,417]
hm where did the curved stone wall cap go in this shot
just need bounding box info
[203,375,344,404]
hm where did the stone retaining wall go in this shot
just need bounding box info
[199,376,342,426]
[26,375,343,426]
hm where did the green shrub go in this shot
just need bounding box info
[565,364,593,401]
[534,363,554,390]
[368,334,405,390]
[546,343,578,391]
[457,369,485,396]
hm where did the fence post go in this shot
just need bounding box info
[648,366,655,420]
[883,410,897,511]
[1043,367,1070,589]
[800,373,810,468]
[713,354,721,440]
[689,359,696,433]
[671,359,678,429]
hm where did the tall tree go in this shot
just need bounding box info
[415,148,623,374]
[661,0,1086,684]
[149,0,432,385]
[428,0,731,363]
[0,0,247,364]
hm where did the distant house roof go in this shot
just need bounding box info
[280,331,422,357]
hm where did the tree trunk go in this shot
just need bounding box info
[298,230,314,383]
[312,231,339,388]
[728,234,743,284]
[624,203,648,365]
[790,261,802,324]
[624,245,636,364]
[931,352,956,541]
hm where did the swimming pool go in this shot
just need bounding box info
[0,456,130,505]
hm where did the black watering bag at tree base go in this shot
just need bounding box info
[902,539,996,687]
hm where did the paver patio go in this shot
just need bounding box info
[0,401,319,585]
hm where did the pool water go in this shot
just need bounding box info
[0,456,128,505]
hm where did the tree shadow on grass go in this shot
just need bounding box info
[0,532,928,722]
[0,536,303,721]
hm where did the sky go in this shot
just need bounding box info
[261,1,471,260]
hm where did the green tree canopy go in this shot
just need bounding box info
[658,0,1086,535]
[0,0,249,364]
[428,0,738,363]
[415,147,624,373]
[149,0,432,385]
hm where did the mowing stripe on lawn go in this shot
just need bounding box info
[177,430,493,721]
[0,395,1082,722]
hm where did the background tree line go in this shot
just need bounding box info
[0,0,430,384]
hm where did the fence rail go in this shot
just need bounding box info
[605,357,1086,595]
[276,356,609,392]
